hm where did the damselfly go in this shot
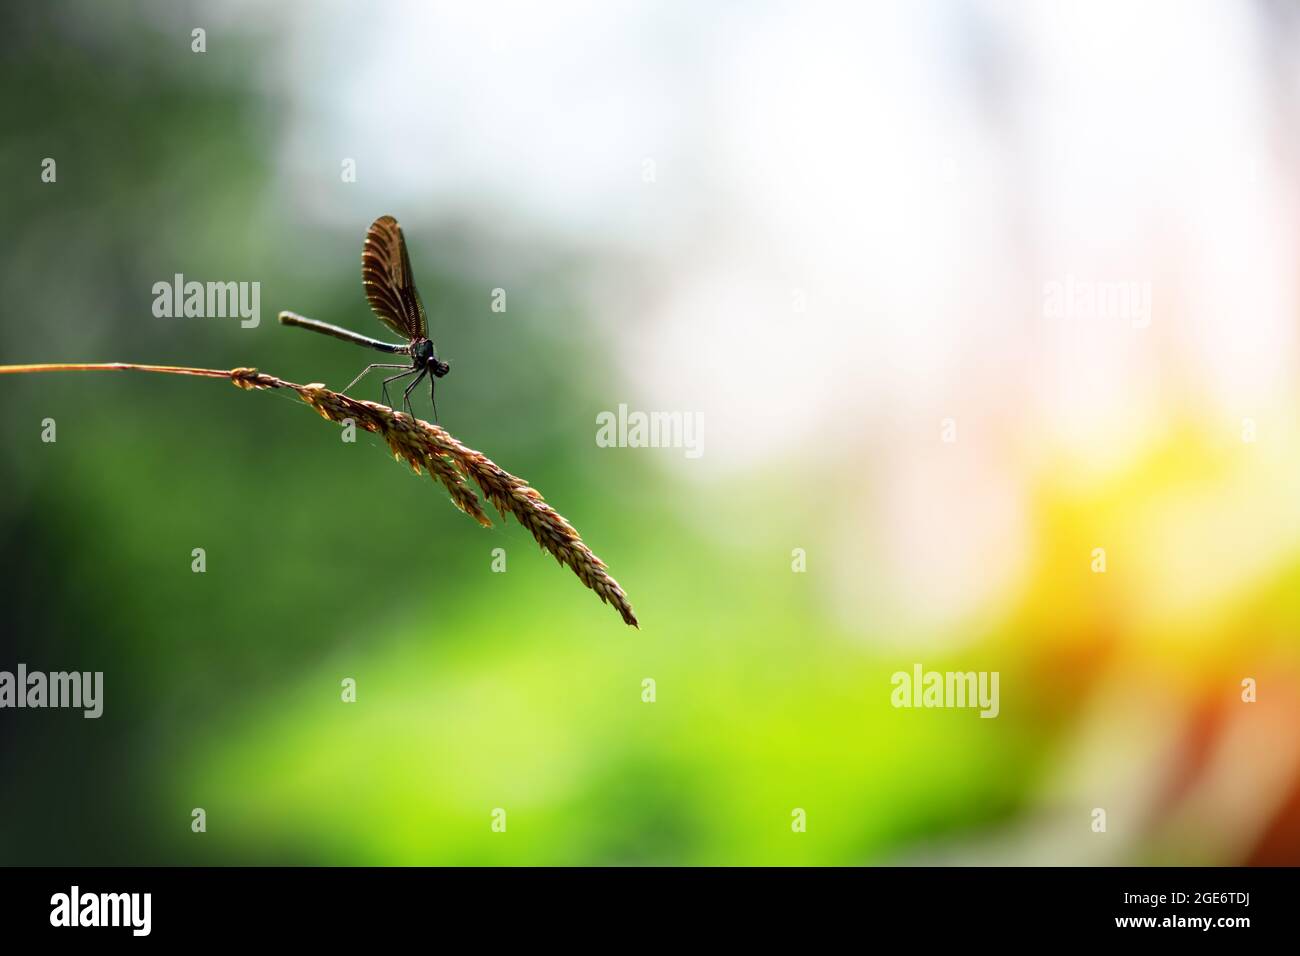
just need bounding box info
[279,215,450,421]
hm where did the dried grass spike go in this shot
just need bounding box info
[0,362,637,627]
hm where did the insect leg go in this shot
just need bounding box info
[401,368,428,420]
[343,363,410,395]
[429,374,440,424]
[380,367,419,410]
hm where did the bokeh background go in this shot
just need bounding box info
[2,0,1300,865]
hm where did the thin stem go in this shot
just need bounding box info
[0,362,233,378]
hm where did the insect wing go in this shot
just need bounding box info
[361,215,428,339]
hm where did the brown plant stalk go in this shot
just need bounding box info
[0,362,638,627]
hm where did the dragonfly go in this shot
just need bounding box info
[278,215,451,421]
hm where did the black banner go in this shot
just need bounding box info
[0,866,1281,942]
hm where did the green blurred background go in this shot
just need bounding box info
[2,1,1299,865]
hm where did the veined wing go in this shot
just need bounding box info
[361,215,428,340]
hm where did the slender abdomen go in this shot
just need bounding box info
[278,311,408,354]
